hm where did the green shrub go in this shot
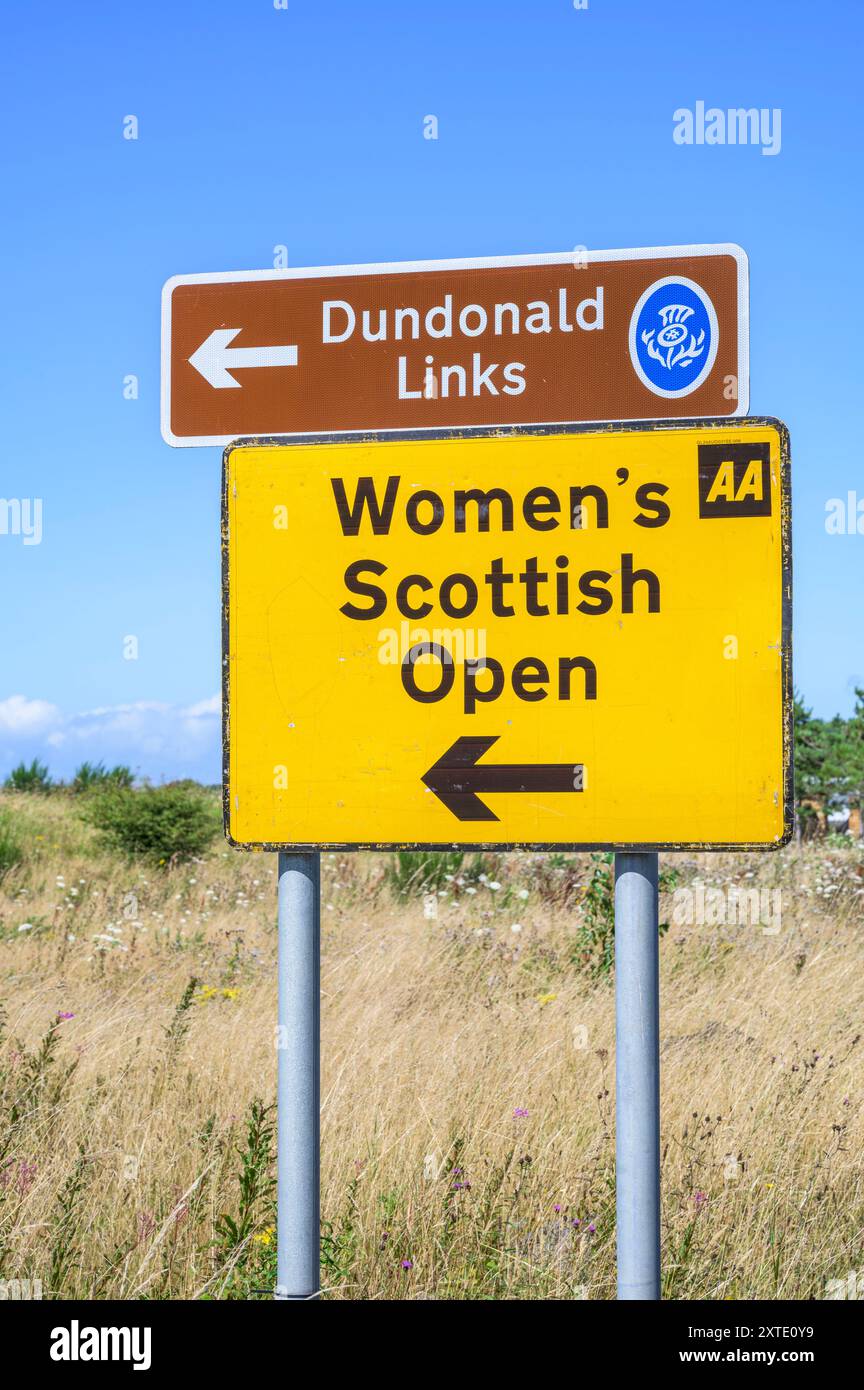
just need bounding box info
[0,807,24,878]
[80,783,220,865]
[571,854,681,978]
[4,759,52,793]
[385,850,465,899]
[71,761,134,794]
[384,849,498,900]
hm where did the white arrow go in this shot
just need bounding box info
[188,327,299,389]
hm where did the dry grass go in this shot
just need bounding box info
[0,789,862,1300]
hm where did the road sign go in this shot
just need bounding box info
[223,417,790,851]
[165,245,748,446]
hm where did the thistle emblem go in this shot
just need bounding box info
[641,304,706,372]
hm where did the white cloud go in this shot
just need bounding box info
[183,695,221,718]
[1,694,221,783]
[0,694,61,733]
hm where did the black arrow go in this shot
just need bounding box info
[421,736,584,822]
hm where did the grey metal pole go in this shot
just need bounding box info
[614,851,661,1300]
[274,851,320,1300]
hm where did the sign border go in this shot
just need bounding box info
[165,244,749,446]
[222,414,791,854]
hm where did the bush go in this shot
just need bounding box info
[80,783,220,865]
[71,761,134,794]
[0,807,24,878]
[4,759,52,793]
[571,853,681,978]
[384,849,498,900]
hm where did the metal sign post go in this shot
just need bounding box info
[218,418,790,1303]
[274,851,321,1301]
[614,852,661,1300]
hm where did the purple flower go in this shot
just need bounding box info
[400,1258,413,1271]
[513,1107,529,1119]
[15,1161,38,1196]
[694,1191,708,1210]
[57,1012,75,1022]
[587,1222,596,1235]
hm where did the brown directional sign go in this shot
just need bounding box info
[162,246,748,446]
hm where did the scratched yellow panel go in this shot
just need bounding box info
[224,421,791,849]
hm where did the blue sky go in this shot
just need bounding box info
[0,0,861,782]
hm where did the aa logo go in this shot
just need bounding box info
[697,442,772,519]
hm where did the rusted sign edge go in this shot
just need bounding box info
[221,414,792,854]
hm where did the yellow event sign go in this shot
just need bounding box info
[223,419,791,851]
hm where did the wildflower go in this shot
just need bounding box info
[511,923,522,933]
[536,992,557,1006]
[517,888,529,900]
[136,1211,157,1243]
[14,1160,37,1197]
[694,1191,707,1209]
[18,923,33,932]
[253,1226,275,1246]
[587,1222,596,1235]
[221,988,239,1000]
[57,1012,75,1022]
[513,1107,529,1119]
[400,1259,413,1271]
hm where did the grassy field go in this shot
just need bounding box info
[0,788,862,1300]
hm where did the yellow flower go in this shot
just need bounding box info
[536,992,557,1006]
[221,988,239,1000]
[253,1226,274,1246]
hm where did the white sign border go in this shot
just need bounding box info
[161,243,749,448]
